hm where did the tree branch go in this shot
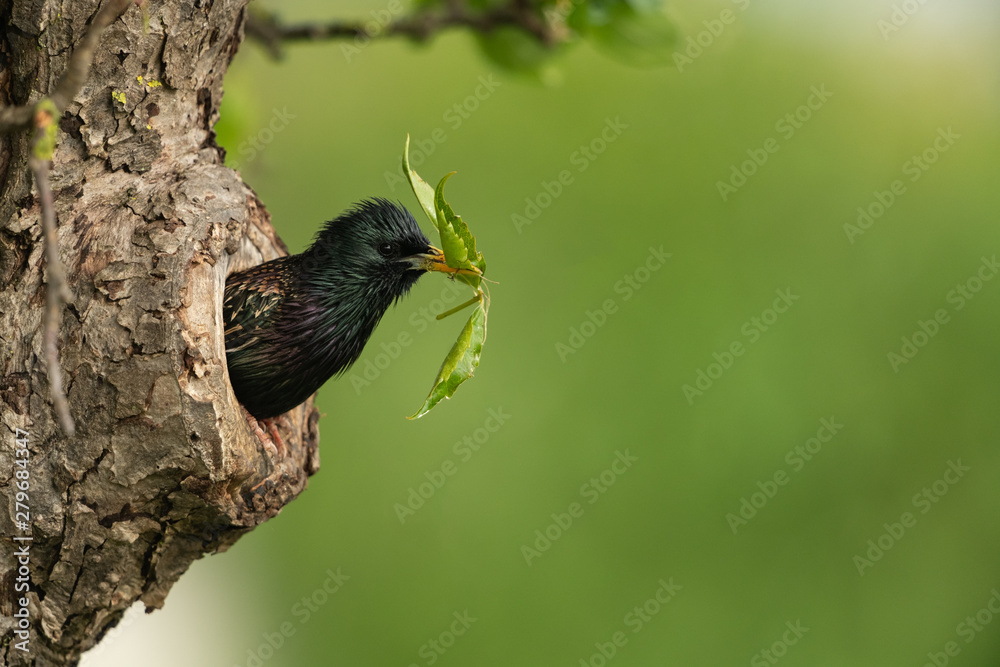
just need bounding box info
[0,105,33,132]
[246,1,554,59]
[28,149,75,436]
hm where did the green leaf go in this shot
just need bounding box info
[433,172,484,289]
[31,99,59,161]
[475,27,550,73]
[587,3,677,67]
[625,0,665,15]
[400,135,490,418]
[408,298,488,420]
[403,135,438,224]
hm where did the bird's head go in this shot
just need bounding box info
[304,198,455,306]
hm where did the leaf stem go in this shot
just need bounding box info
[436,292,482,320]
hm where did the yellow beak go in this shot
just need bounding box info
[410,245,482,277]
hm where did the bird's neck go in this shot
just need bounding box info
[296,251,398,375]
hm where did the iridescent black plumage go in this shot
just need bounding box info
[224,198,442,419]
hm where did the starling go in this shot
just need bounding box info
[223,198,458,425]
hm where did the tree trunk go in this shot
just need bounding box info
[0,2,320,664]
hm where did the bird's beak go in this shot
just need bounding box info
[406,245,481,276]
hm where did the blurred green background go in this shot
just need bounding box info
[87,0,1000,665]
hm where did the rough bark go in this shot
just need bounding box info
[0,2,320,665]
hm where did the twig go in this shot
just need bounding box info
[0,106,34,132]
[0,0,136,435]
[29,105,75,437]
[246,2,554,59]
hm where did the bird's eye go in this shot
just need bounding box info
[378,242,395,258]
